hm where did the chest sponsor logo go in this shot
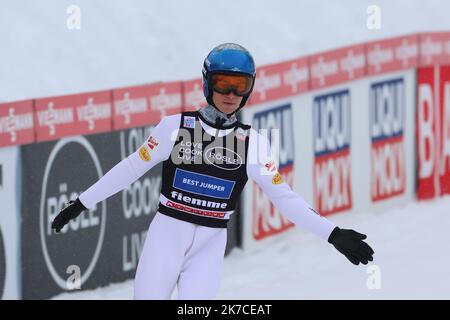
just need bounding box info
[204,146,243,170]
[173,168,235,199]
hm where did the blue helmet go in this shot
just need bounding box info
[202,43,256,112]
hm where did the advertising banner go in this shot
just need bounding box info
[416,65,450,199]
[34,90,113,142]
[183,79,208,112]
[369,78,406,201]
[251,104,295,240]
[112,82,183,130]
[0,146,20,299]
[312,89,352,215]
[0,100,35,147]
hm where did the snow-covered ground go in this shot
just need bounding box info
[1,0,450,102]
[53,196,450,300]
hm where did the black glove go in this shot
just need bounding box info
[51,198,87,233]
[328,227,374,265]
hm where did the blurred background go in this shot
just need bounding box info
[0,0,450,299]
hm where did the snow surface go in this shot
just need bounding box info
[1,0,450,102]
[53,196,450,300]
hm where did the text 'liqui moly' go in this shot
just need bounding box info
[370,79,406,201]
[313,90,352,215]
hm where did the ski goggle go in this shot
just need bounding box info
[210,73,254,96]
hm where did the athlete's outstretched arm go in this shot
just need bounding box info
[51,114,181,232]
[246,129,374,265]
[78,114,180,209]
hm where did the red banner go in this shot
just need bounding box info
[183,78,208,112]
[309,44,366,90]
[0,100,35,147]
[419,32,450,67]
[112,81,183,130]
[248,57,309,105]
[416,66,450,199]
[367,34,419,75]
[34,91,112,142]
[439,66,450,194]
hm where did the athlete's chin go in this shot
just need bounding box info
[217,103,239,114]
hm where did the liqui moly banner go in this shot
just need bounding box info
[251,104,295,240]
[313,90,352,215]
[417,65,450,199]
[370,79,406,201]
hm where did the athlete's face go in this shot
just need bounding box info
[212,91,243,115]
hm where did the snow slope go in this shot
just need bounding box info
[53,196,450,300]
[1,0,450,102]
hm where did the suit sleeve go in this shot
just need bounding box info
[79,114,180,209]
[246,129,337,241]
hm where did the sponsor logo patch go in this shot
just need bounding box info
[272,172,283,184]
[166,200,226,218]
[147,136,159,150]
[264,160,277,173]
[183,116,196,129]
[139,146,151,162]
[204,146,242,170]
[173,168,235,199]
